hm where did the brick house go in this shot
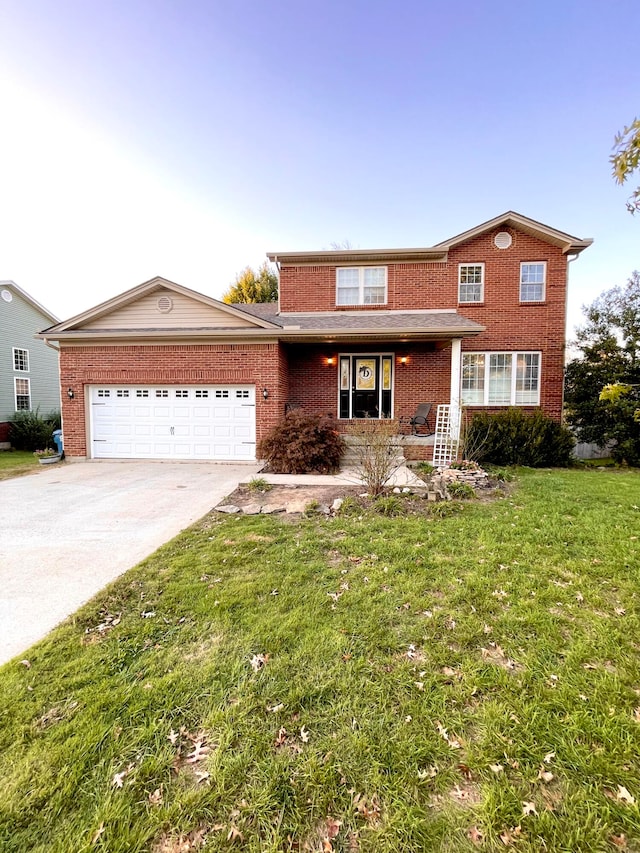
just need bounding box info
[38,212,592,462]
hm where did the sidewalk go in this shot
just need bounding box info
[240,464,427,489]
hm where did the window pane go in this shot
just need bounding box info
[337,287,359,305]
[337,268,359,286]
[363,267,385,286]
[515,353,540,404]
[461,354,485,404]
[363,286,385,304]
[459,265,483,302]
[459,283,482,302]
[15,378,30,410]
[488,354,512,404]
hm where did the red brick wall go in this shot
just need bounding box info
[59,342,285,457]
[279,226,568,421]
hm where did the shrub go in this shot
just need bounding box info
[446,481,476,499]
[247,477,272,494]
[257,412,345,474]
[463,409,575,467]
[372,495,404,516]
[9,409,60,452]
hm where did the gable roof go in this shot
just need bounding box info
[267,211,592,264]
[38,276,280,337]
[0,280,59,324]
[432,211,593,255]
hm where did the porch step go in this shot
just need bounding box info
[341,434,406,467]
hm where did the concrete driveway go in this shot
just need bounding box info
[0,460,258,666]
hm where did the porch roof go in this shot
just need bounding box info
[232,304,484,340]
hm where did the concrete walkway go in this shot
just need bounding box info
[0,460,258,665]
[239,464,427,488]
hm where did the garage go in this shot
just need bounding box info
[89,385,256,460]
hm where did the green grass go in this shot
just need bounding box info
[1,469,640,852]
[0,450,40,480]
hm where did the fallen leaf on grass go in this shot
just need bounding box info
[468,825,484,845]
[617,785,635,805]
[300,725,310,743]
[417,765,438,780]
[112,763,135,788]
[227,825,244,843]
[436,722,462,749]
[267,703,284,713]
[522,801,537,816]
[499,826,522,846]
[489,763,504,774]
[19,659,31,669]
[91,822,105,845]
[148,787,163,805]
[186,737,210,764]
[614,607,626,617]
[537,766,554,784]
[543,751,556,764]
[610,834,627,848]
[194,770,210,784]
[250,653,269,672]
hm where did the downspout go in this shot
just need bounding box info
[562,254,580,423]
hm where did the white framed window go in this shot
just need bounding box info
[520,262,546,302]
[461,352,541,406]
[336,267,387,306]
[12,348,30,372]
[458,264,484,303]
[14,377,31,410]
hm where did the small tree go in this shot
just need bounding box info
[222,262,278,304]
[611,117,640,214]
[348,419,403,496]
[598,383,640,466]
[257,412,344,474]
[565,271,640,463]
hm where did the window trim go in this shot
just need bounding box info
[14,376,31,411]
[336,266,388,306]
[519,262,546,302]
[458,263,485,303]
[461,351,541,406]
[12,347,30,372]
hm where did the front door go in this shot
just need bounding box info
[339,354,393,419]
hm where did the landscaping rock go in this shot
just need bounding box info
[260,504,286,514]
[331,498,344,513]
[216,504,241,514]
[242,503,263,515]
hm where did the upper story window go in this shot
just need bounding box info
[13,348,29,372]
[458,264,484,303]
[520,262,546,302]
[336,267,387,306]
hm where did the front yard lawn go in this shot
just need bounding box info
[0,450,40,480]
[1,469,639,852]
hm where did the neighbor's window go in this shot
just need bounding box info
[13,348,29,372]
[458,264,484,303]
[461,352,540,406]
[520,262,546,301]
[14,377,31,410]
[336,267,387,306]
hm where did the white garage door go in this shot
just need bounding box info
[90,385,256,460]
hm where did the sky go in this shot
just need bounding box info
[0,0,638,339]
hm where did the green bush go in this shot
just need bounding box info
[257,412,345,474]
[464,409,575,467]
[8,409,61,452]
[446,481,476,499]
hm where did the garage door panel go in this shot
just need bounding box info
[91,386,256,460]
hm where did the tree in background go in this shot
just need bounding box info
[611,117,640,214]
[565,271,640,464]
[222,262,278,304]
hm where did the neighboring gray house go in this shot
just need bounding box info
[0,281,60,445]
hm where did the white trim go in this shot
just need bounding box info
[461,351,541,406]
[458,263,485,303]
[519,262,546,302]
[450,340,462,435]
[12,347,30,372]
[14,376,31,411]
[336,266,388,306]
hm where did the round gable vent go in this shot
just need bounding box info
[494,231,512,249]
[1,289,13,303]
[157,294,173,313]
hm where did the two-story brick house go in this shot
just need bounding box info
[38,212,591,462]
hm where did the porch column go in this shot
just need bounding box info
[450,339,462,439]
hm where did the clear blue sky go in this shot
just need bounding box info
[1,0,638,338]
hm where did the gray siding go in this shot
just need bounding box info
[0,284,60,422]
